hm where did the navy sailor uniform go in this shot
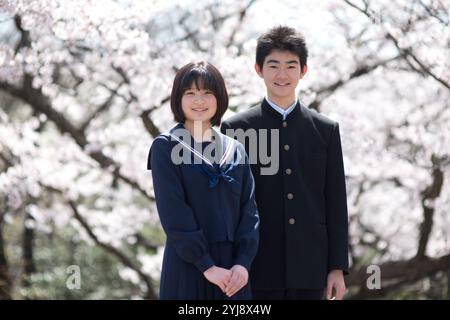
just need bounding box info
[147,123,259,299]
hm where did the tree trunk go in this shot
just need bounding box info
[0,218,11,300]
[22,211,36,288]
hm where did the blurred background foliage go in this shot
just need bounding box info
[0,0,449,299]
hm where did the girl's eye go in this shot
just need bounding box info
[204,91,213,95]
[184,91,194,95]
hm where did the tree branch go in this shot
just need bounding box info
[347,253,450,298]
[0,151,12,299]
[416,154,444,258]
[140,109,161,138]
[309,55,400,111]
[343,0,450,91]
[79,81,124,132]
[13,14,31,56]
[0,76,154,201]
[2,145,158,299]
[134,233,160,252]
[226,0,257,47]
[419,0,449,26]
[0,214,11,300]
[64,199,155,298]
[67,200,157,299]
[111,65,163,139]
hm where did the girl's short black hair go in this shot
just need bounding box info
[170,61,228,127]
[256,25,308,70]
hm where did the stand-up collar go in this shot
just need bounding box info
[261,98,301,121]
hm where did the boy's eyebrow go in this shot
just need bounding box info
[266,59,299,65]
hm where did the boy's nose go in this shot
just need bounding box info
[277,68,288,78]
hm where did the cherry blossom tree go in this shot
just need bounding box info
[0,0,448,299]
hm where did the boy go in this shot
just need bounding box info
[221,26,349,300]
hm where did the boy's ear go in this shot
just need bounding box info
[254,63,263,78]
[300,64,308,78]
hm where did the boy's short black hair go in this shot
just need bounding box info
[256,26,308,69]
[170,61,228,127]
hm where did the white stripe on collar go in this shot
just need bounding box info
[169,134,213,166]
[220,136,235,167]
[169,132,235,168]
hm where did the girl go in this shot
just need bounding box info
[147,61,259,300]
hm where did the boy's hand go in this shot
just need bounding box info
[326,269,346,300]
[224,265,248,297]
[203,266,232,293]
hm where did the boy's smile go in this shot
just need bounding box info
[255,50,307,108]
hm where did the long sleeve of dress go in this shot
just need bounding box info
[149,137,215,273]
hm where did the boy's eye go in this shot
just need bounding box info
[269,65,278,68]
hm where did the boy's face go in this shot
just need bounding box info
[181,83,217,125]
[255,50,307,104]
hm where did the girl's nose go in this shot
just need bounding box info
[194,94,205,103]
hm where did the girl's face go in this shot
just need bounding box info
[181,83,217,125]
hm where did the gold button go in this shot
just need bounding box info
[284,144,290,151]
[287,193,294,200]
[288,218,296,225]
[285,168,292,175]
[282,121,287,127]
